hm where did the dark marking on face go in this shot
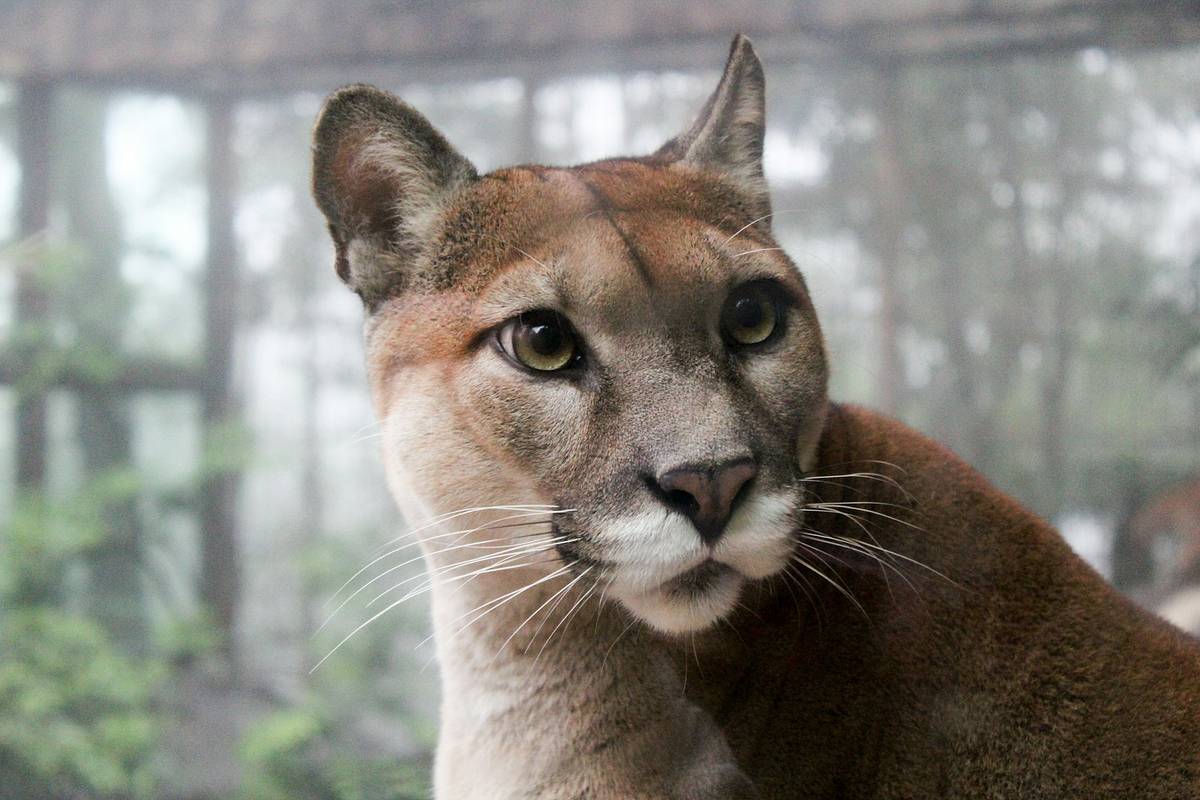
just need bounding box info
[576,170,656,287]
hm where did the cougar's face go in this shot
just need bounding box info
[366,165,828,633]
[314,36,826,633]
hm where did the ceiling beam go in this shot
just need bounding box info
[0,1,1197,94]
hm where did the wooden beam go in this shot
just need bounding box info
[1,1,1198,94]
[199,94,242,663]
[0,353,203,393]
[13,79,53,491]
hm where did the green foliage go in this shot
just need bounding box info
[0,238,175,401]
[153,611,224,669]
[239,531,440,799]
[0,609,164,799]
[200,416,256,478]
[0,471,173,798]
[239,709,431,800]
[1,469,139,604]
[778,53,1200,519]
[0,237,90,295]
[301,529,440,744]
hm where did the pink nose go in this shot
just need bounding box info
[652,458,758,544]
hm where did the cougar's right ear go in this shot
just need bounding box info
[312,84,477,307]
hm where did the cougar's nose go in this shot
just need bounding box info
[651,458,758,544]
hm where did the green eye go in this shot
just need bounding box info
[499,310,579,372]
[721,283,779,346]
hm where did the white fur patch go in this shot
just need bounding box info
[713,492,795,578]
[620,568,744,634]
[605,491,796,633]
[602,508,708,593]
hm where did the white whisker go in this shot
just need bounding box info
[602,614,640,667]
[528,570,593,657]
[317,524,560,633]
[373,505,568,554]
[381,552,567,613]
[799,532,900,602]
[325,507,567,610]
[806,502,924,532]
[491,565,591,665]
[788,551,870,621]
[366,537,578,610]
[801,505,877,538]
[733,246,784,258]
[513,246,551,270]
[536,573,602,664]
[429,563,577,653]
[799,470,915,502]
[800,529,955,587]
[313,554,572,674]
[722,208,803,244]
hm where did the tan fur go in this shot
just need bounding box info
[684,404,1200,797]
[314,34,1200,799]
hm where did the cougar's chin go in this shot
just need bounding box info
[618,561,746,634]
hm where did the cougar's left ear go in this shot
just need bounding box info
[655,34,768,207]
[312,84,477,308]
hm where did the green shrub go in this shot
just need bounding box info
[239,709,431,800]
[0,608,164,799]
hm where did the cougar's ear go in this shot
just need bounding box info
[312,84,477,307]
[655,34,768,207]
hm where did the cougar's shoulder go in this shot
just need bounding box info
[738,403,1200,797]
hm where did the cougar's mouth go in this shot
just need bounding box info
[661,559,737,597]
[547,491,797,633]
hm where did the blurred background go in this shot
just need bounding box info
[1,2,1199,798]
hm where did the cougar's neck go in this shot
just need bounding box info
[425,547,598,686]
[423,540,691,798]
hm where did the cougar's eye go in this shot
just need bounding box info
[721,282,780,347]
[498,310,580,372]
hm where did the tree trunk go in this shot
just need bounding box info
[297,239,323,646]
[61,89,148,652]
[871,64,907,417]
[517,76,541,164]
[982,66,1036,427]
[1038,111,1083,518]
[1191,254,1200,462]
[13,80,53,491]
[1039,265,1075,515]
[200,95,243,667]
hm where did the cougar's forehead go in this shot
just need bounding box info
[363,160,804,389]
[441,160,784,294]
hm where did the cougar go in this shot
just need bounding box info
[312,34,1200,799]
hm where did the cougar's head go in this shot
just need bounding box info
[312,35,828,634]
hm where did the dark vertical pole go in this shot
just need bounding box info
[200,94,242,665]
[1037,86,1083,518]
[14,80,54,491]
[297,235,322,646]
[619,75,636,156]
[1191,255,1200,462]
[65,90,148,652]
[872,65,905,417]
